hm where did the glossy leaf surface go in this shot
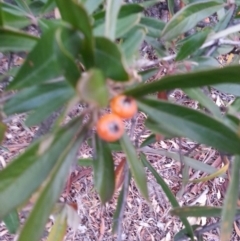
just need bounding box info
[93,136,115,203]
[120,133,149,200]
[126,65,240,97]
[138,98,240,155]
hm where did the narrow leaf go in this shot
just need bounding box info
[220,155,240,241]
[139,68,158,82]
[55,28,81,87]
[190,161,228,183]
[0,27,38,52]
[138,98,240,155]
[121,26,145,62]
[183,88,222,118]
[7,27,61,90]
[105,0,121,40]
[5,82,74,115]
[0,122,7,144]
[17,121,87,241]
[213,84,240,97]
[120,133,149,200]
[140,146,218,175]
[112,172,129,234]
[176,30,209,61]
[140,17,165,38]
[47,214,67,241]
[93,136,115,203]
[141,154,194,240]
[171,206,228,218]
[1,2,31,29]
[84,0,103,14]
[161,1,223,41]
[95,37,129,81]
[0,117,82,219]
[55,0,94,68]
[125,65,240,97]
[167,0,175,17]
[214,7,235,32]
[3,210,20,234]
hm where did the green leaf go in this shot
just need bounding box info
[140,134,156,147]
[0,27,38,52]
[141,154,194,240]
[176,30,209,61]
[13,0,33,13]
[94,37,129,81]
[83,0,103,14]
[7,27,61,90]
[77,68,109,107]
[17,121,87,241]
[3,209,20,234]
[220,155,240,241]
[119,3,144,17]
[213,84,240,97]
[214,6,234,32]
[46,214,67,241]
[107,141,122,152]
[93,3,143,36]
[189,56,220,71]
[139,0,160,8]
[139,68,158,82]
[0,4,3,26]
[93,136,115,203]
[161,1,223,41]
[8,26,81,90]
[0,117,83,219]
[0,122,7,144]
[112,173,130,234]
[140,17,165,38]
[125,65,240,97]
[138,97,240,155]
[208,24,240,41]
[228,98,240,117]
[40,0,56,15]
[105,0,121,40]
[1,2,31,29]
[145,36,167,57]
[140,146,219,175]
[168,0,175,17]
[55,0,94,68]
[55,28,81,87]
[183,88,222,118]
[4,82,74,115]
[116,13,141,39]
[171,206,235,218]
[120,133,149,200]
[121,26,145,62]
[77,158,93,167]
[93,4,143,37]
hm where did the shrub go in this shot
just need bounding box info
[1,0,240,240]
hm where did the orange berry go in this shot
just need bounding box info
[110,95,137,119]
[96,113,124,142]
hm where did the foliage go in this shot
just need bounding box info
[1,0,240,240]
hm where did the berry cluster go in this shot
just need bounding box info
[96,95,137,142]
